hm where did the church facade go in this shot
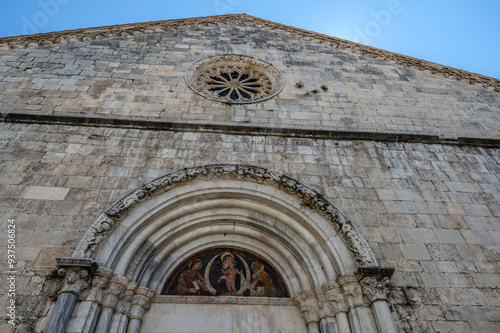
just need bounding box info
[0,14,499,333]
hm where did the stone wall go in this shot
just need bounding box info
[0,121,499,332]
[1,15,500,333]
[1,20,499,140]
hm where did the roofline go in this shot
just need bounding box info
[1,14,498,92]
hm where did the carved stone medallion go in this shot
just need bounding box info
[185,55,284,104]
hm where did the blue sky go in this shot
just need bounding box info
[1,0,499,79]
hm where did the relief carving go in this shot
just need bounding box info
[360,276,391,303]
[294,291,320,324]
[74,164,377,267]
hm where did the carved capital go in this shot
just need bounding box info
[316,295,334,319]
[129,287,154,321]
[87,267,113,302]
[294,291,320,324]
[360,276,391,303]
[356,266,394,303]
[102,275,129,309]
[116,282,138,315]
[337,275,366,308]
[56,257,98,296]
[321,280,349,315]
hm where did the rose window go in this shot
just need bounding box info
[185,55,284,104]
[198,67,272,102]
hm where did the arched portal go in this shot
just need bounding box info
[43,165,397,333]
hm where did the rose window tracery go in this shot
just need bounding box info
[185,55,284,104]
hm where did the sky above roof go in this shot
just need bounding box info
[1,0,499,79]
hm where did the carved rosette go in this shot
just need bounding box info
[185,55,284,104]
[73,164,377,267]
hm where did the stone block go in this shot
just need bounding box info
[50,200,84,216]
[400,243,431,260]
[399,228,438,244]
[434,229,466,244]
[419,272,449,288]
[383,201,419,214]
[431,320,471,333]
[23,186,69,200]
[426,244,461,261]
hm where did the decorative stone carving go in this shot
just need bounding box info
[185,55,284,104]
[87,267,113,302]
[317,295,334,319]
[294,291,320,324]
[102,275,130,310]
[75,215,114,257]
[129,287,155,322]
[73,164,377,267]
[360,276,391,303]
[56,257,98,296]
[322,280,349,315]
[337,275,367,308]
[356,266,395,303]
[115,282,138,315]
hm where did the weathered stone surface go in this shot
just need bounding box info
[0,14,499,333]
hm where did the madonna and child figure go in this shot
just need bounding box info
[218,258,243,294]
[167,249,287,297]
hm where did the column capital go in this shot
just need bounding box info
[129,287,154,322]
[321,281,349,315]
[102,275,129,309]
[337,274,366,308]
[88,267,113,301]
[356,266,394,303]
[294,290,320,324]
[56,257,98,296]
[116,282,138,315]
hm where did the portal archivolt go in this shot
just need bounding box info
[42,165,397,333]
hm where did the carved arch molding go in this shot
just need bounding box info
[43,164,397,333]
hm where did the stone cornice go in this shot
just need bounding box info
[2,112,500,148]
[0,14,498,92]
[153,295,296,306]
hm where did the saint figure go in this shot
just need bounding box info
[174,259,208,295]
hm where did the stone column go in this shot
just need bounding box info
[94,275,129,332]
[358,267,397,333]
[317,294,337,333]
[126,286,154,333]
[338,275,372,333]
[295,291,321,333]
[109,282,138,333]
[81,267,113,332]
[322,281,351,333]
[44,258,98,333]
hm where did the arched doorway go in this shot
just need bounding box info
[43,165,397,333]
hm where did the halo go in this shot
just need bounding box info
[204,251,251,296]
[220,252,234,262]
